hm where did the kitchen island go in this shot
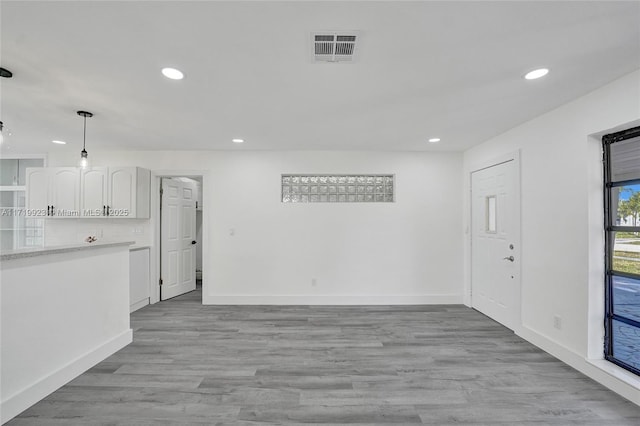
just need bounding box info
[0,241,134,424]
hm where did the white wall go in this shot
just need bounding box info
[463,70,640,403]
[44,218,152,247]
[47,150,464,304]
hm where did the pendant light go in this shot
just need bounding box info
[77,111,93,169]
[0,67,13,144]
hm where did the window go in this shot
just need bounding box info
[485,195,497,233]
[281,174,394,203]
[603,127,640,375]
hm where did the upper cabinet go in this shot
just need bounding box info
[27,167,151,219]
[81,167,108,215]
[26,168,80,217]
[80,167,151,218]
[109,167,151,218]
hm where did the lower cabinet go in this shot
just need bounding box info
[129,247,150,313]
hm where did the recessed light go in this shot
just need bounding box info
[428,138,440,143]
[232,138,244,143]
[524,68,549,80]
[161,67,184,80]
[52,140,67,145]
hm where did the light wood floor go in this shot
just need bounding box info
[8,287,640,425]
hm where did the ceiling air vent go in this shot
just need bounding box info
[312,33,358,63]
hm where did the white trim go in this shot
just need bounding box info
[586,134,606,360]
[0,153,48,163]
[517,326,640,405]
[465,150,522,334]
[129,298,149,313]
[202,294,463,305]
[0,329,132,424]
[587,359,640,394]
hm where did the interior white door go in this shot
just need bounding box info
[471,160,520,330]
[161,178,197,300]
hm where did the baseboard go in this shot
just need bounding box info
[1,329,133,424]
[130,298,149,313]
[202,293,463,305]
[517,326,640,406]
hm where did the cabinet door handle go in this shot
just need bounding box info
[51,205,54,216]
[47,205,51,216]
[103,205,106,216]
[107,205,110,216]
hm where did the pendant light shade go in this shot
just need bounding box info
[79,148,89,169]
[77,111,93,169]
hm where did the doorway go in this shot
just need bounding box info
[470,157,521,330]
[159,176,202,301]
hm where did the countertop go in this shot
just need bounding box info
[1,240,135,261]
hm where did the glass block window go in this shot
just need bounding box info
[282,175,394,203]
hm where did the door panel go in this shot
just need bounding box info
[109,168,134,216]
[25,168,48,211]
[471,160,520,330]
[168,250,178,289]
[182,249,193,282]
[51,168,80,214]
[81,167,108,215]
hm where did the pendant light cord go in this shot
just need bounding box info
[82,115,87,151]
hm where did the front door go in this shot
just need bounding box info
[161,178,197,300]
[471,159,520,330]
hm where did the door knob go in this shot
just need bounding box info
[192,240,197,245]
[503,256,515,262]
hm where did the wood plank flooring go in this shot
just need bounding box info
[8,287,640,425]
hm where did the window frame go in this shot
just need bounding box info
[603,126,640,376]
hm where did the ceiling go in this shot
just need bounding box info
[1,1,639,154]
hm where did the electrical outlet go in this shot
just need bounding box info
[553,315,562,330]
[311,278,317,287]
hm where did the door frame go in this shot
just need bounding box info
[150,170,208,305]
[465,150,522,333]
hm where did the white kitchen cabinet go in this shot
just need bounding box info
[26,167,80,217]
[129,247,150,313]
[109,167,150,218]
[80,167,108,216]
[80,167,151,218]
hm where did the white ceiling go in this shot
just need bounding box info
[1,1,639,154]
